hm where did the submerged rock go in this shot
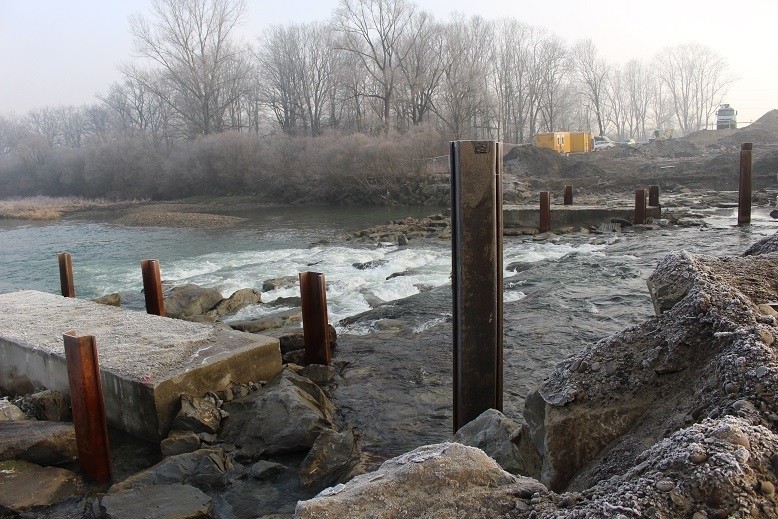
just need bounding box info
[165,284,223,318]
[0,421,77,465]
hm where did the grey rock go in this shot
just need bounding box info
[93,292,121,307]
[161,430,201,457]
[248,460,287,480]
[262,275,298,292]
[299,364,335,385]
[0,421,77,465]
[646,252,696,315]
[165,284,223,318]
[0,397,27,421]
[110,448,231,492]
[171,395,224,434]
[295,443,544,518]
[452,408,540,478]
[0,460,78,513]
[299,428,361,492]
[743,233,778,256]
[229,309,303,333]
[352,259,388,270]
[100,483,212,519]
[220,369,334,460]
[22,389,70,422]
[206,288,262,318]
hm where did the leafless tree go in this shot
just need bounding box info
[126,0,249,136]
[655,43,730,134]
[572,39,610,136]
[335,0,419,135]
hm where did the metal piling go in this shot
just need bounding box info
[299,271,331,365]
[141,259,165,316]
[58,252,75,298]
[738,143,752,226]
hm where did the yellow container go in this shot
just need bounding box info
[534,132,571,154]
[570,132,592,153]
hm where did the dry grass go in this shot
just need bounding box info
[0,196,147,220]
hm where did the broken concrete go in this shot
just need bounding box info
[0,290,282,441]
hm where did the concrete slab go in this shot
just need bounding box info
[503,204,662,230]
[0,291,282,441]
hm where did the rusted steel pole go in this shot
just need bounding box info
[450,140,503,433]
[634,189,647,224]
[299,271,331,365]
[648,185,660,207]
[63,331,112,485]
[58,252,75,298]
[563,185,573,206]
[738,143,753,226]
[141,259,165,316]
[539,191,551,233]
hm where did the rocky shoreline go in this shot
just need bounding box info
[0,228,777,517]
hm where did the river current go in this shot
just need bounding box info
[0,204,774,348]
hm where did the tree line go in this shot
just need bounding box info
[0,0,730,202]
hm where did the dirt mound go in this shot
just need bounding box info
[683,128,739,147]
[716,110,778,147]
[751,109,778,131]
[642,139,702,158]
[503,145,566,177]
[754,148,778,178]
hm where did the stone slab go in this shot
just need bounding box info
[503,204,661,229]
[0,290,282,441]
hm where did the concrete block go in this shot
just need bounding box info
[0,291,282,441]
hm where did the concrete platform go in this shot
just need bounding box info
[503,204,662,230]
[0,291,282,441]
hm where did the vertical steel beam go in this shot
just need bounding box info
[539,191,551,233]
[634,189,647,224]
[563,185,573,206]
[738,143,753,226]
[648,185,660,207]
[63,331,112,485]
[141,259,165,316]
[300,271,331,365]
[450,140,503,433]
[58,252,75,298]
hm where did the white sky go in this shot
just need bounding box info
[1,0,776,124]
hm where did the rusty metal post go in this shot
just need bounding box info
[299,271,331,365]
[634,189,647,224]
[58,252,75,298]
[738,143,753,226]
[140,259,165,316]
[63,331,112,485]
[563,185,573,206]
[450,140,503,433]
[539,191,551,232]
[648,185,660,207]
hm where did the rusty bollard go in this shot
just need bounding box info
[563,185,573,206]
[58,252,75,298]
[450,140,503,432]
[634,189,647,224]
[738,143,753,226]
[539,191,551,233]
[63,332,112,485]
[299,271,331,365]
[141,259,165,316]
[648,185,660,207]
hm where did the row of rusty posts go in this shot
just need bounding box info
[56,260,333,484]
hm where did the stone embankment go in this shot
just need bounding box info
[0,233,776,518]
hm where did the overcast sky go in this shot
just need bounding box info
[1,0,776,125]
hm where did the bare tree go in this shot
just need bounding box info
[396,11,443,128]
[572,39,610,136]
[126,0,248,137]
[655,43,730,134]
[622,59,652,140]
[335,0,418,135]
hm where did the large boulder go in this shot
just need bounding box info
[0,421,77,465]
[220,369,334,460]
[171,394,227,434]
[206,288,262,318]
[0,460,79,514]
[294,443,546,518]
[298,428,362,492]
[165,284,223,318]
[20,389,70,422]
[99,483,212,519]
[262,276,298,292]
[0,397,27,421]
[110,448,232,492]
[452,408,541,478]
[229,309,303,333]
